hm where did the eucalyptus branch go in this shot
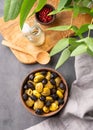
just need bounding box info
[70,12,73,26]
[50,0,93,69]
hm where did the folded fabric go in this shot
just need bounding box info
[25,54,93,130]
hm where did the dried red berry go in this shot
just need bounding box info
[38,5,54,23]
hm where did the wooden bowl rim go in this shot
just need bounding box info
[20,68,68,117]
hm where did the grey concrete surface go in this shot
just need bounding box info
[0,1,75,130]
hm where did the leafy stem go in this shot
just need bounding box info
[88,26,91,37]
[70,12,73,26]
[88,18,93,37]
[49,0,93,69]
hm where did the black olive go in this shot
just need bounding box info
[23,84,28,90]
[27,82,35,90]
[51,94,58,100]
[58,98,64,105]
[50,78,56,85]
[51,72,58,79]
[42,78,48,84]
[23,93,28,101]
[30,95,37,101]
[35,109,43,115]
[51,88,56,94]
[60,82,66,90]
[41,70,47,75]
[29,73,34,80]
[40,96,46,101]
[45,101,51,107]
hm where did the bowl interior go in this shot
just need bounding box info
[35,4,56,25]
[21,68,68,117]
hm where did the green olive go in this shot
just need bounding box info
[26,97,34,107]
[35,72,41,76]
[49,103,59,111]
[35,82,43,93]
[58,87,64,94]
[42,87,50,96]
[46,71,51,80]
[56,90,63,98]
[27,80,35,86]
[55,77,61,87]
[32,90,41,98]
[43,106,49,113]
[34,75,44,83]
[54,100,59,105]
[45,81,54,89]
[33,99,44,110]
[25,88,32,96]
[46,96,53,102]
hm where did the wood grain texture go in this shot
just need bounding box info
[2,40,50,65]
[0,0,92,64]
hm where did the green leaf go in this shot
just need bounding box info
[34,0,47,12]
[50,38,69,56]
[79,7,91,14]
[69,44,78,52]
[74,0,80,2]
[49,0,68,15]
[20,0,36,29]
[80,0,92,7]
[68,38,81,52]
[65,0,72,6]
[71,25,78,33]
[55,48,71,69]
[4,0,23,21]
[60,7,73,12]
[88,24,93,30]
[49,9,61,15]
[68,37,84,52]
[29,0,47,17]
[69,38,77,45]
[57,0,68,11]
[71,44,87,56]
[90,8,93,16]
[47,25,71,31]
[69,42,83,52]
[73,4,80,17]
[76,24,89,36]
[87,48,93,56]
[76,38,87,43]
[85,37,93,52]
[71,25,86,38]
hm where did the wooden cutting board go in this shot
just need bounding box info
[0,0,92,64]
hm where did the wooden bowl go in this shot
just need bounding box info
[20,68,68,117]
[35,4,56,25]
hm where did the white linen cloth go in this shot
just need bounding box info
[25,54,93,130]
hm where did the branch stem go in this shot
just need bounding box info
[88,18,93,37]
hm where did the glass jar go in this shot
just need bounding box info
[22,23,45,46]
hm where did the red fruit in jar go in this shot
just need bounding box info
[37,4,54,23]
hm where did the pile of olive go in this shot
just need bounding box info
[22,70,66,115]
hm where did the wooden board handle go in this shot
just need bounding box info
[2,40,50,65]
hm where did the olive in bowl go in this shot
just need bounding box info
[20,68,68,117]
[35,4,56,25]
